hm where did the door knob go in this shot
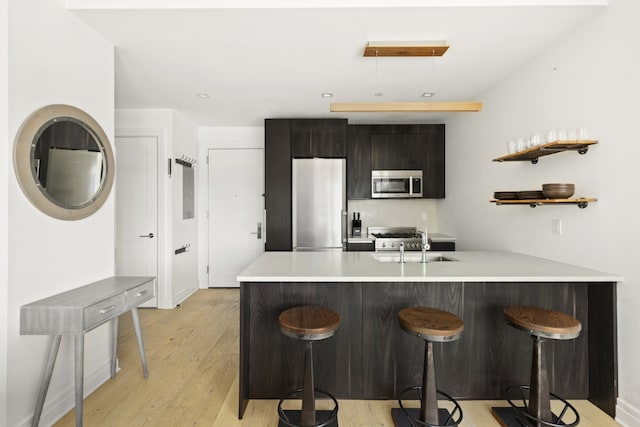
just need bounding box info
[139,233,154,238]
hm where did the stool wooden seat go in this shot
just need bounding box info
[393,307,464,427]
[398,307,464,342]
[277,306,340,427]
[492,306,581,427]
[504,305,581,340]
[279,306,340,341]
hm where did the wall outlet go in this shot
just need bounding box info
[421,212,427,221]
[552,219,562,235]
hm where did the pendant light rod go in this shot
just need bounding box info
[330,102,483,113]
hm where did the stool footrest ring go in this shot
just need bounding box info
[277,387,339,427]
[505,385,580,427]
[398,386,463,427]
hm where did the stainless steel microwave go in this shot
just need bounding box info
[371,170,423,198]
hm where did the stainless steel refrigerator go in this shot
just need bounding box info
[292,158,346,251]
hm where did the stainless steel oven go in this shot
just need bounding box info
[371,170,422,198]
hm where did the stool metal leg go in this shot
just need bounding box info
[529,336,551,426]
[422,340,439,425]
[301,341,316,426]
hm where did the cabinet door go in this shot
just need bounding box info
[291,119,347,158]
[371,134,424,170]
[420,124,445,198]
[264,119,292,251]
[347,132,372,199]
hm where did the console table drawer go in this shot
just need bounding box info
[84,294,125,330]
[125,280,155,309]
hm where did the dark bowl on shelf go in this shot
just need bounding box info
[542,183,575,199]
[518,190,545,200]
[494,191,519,200]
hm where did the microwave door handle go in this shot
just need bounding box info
[409,175,413,196]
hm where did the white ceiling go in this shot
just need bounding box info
[69,1,606,127]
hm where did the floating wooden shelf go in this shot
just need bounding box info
[490,198,597,208]
[493,140,598,164]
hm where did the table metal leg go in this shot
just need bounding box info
[74,334,84,427]
[131,308,149,378]
[111,317,119,378]
[31,335,62,427]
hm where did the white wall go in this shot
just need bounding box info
[1,0,9,424]
[7,0,115,426]
[440,0,640,424]
[197,127,263,288]
[115,108,198,308]
[170,112,199,303]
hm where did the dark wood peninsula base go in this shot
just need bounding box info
[239,281,617,419]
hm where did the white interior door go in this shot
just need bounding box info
[115,136,158,307]
[208,148,264,287]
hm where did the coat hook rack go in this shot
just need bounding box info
[175,155,196,168]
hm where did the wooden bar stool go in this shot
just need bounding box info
[277,306,340,427]
[392,306,464,427]
[492,306,582,427]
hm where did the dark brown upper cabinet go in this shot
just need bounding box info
[290,119,347,158]
[347,124,445,199]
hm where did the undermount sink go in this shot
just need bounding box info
[370,252,457,263]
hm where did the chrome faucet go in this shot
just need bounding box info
[399,242,405,263]
[417,230,431,263]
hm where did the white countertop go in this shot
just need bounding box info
[237,251,621,283]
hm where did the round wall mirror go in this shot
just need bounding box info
[13,104,115,220]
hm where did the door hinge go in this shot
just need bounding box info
[206,155,209,165]
[168,158,172,177]
[206,265,209,274]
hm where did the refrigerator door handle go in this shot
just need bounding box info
[342,210,348,250]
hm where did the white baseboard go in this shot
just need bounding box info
[618,399,640,427]
[172,283,198,307]
[16,358,112,427]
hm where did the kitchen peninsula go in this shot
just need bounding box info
[237,251,619,419]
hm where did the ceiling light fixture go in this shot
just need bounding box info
[321,93,333,98]
[330,41,482,113]
[196,93,210,99]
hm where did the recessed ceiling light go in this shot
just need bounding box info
[196,93,210,99]
[422,92,435,98]
[321,93,333,98]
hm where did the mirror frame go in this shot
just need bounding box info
[13,104,115,220]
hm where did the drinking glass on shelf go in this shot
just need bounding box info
[577,127,588,140]
[557,129,567,141]
[516,138,526,152]
[507,140,517,154]
[545,129,557,143]
[530,133,542,147]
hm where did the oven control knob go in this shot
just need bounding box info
[391,242,396,248]
[381,242,386,248]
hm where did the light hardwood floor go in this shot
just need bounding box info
[54,289,620,427]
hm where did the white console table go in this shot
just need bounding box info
[20,276,156,427]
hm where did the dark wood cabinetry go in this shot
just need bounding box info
[264,119,292,251]
[290,119,347,158]
[347,124,445,199]
[264,119,347,251]
[346,131,372,200]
